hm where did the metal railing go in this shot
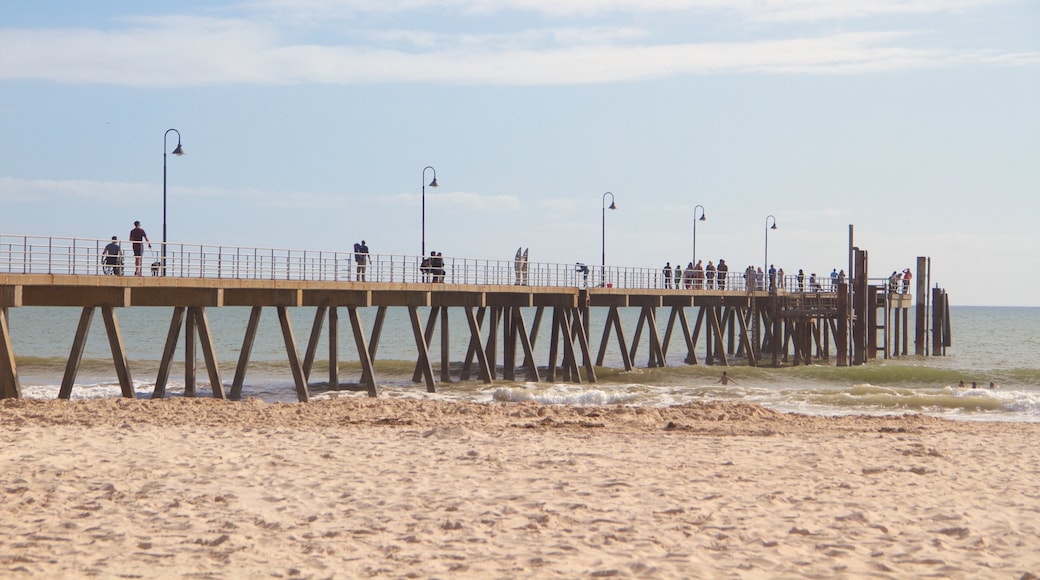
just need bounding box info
[0,233,847,293]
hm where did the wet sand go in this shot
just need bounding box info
[1,397,1039,578]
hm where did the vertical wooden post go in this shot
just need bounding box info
[328,307,339,388]
[914,256,928,356]
[440,307,451,383]
[184,308,197,397]
[0,307,22,400]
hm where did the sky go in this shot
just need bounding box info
[1,0,1037,306]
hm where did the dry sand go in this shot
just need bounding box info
[1,397,1039,579]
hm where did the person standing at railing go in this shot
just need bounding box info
[433,251,445,282]
[662,262,672,289]
[576,262,590,288]
[129,221,151,276]
[717,259,728,290]
[354,240,369,281]
[421,252,434,282]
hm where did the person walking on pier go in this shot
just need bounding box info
[797,269,805,292]
[717,259,728,289]
[129,221,151,276]
[703,260,713,290]
[355,240,369,281]
[768,264,777,292]
[663,262,672,289]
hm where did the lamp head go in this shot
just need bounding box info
[428,176,439,188]
[770,223,778,230]
[699,213,706,221]
[608,201,617,210]
[171,143,185,156]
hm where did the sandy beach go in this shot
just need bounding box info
[1,398,1039,579]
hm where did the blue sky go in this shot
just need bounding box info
[1,0,1037,306]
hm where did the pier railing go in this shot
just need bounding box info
[0,233,846,293]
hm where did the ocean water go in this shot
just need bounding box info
[4,305,1039,422]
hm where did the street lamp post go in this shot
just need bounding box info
[692,204,706,266]
[421,165,438,258]
[162,128,185,277]
[601,192,617,286]
[764,214,777,290]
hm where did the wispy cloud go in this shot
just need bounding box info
[0,1,1033,87]
[242,0,1012,20]
[385,190,521,211]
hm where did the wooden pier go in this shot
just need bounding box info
[0,253,949,402]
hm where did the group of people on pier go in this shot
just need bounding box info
[662,259,731,290]
[660,260,858,294]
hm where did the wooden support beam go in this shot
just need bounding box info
[676,307,697,365]
[521,306,544,370]
[101,306,135,398]
[440,307,451,383]
[347,307,377,397]
[707,307,729,367]
[230,306,262,400]
[413,307,440,383]
[595,306,632,370]
[153,307,186,399]
[571,307,596,383]
[661,307,678,361]
[547,307,561,382]
[328,307,339,388]
[557,307,581,382]
[735,307,757,367]
[0,307,22,399]
[58,307,94,400]
[647,308,665,368]
[463,307,493,384]
[503,307,516,381]
[185,308,197,397]
[629,308,647,366]
[191,307,225,399]
[359,306,387,387]
[513,307,541,382]
[408,306,437,392]
[485,307,500,380]
[460,307,485,381]
[277,306,310,402]
[302,305,328,381]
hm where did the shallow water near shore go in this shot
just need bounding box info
[7,305,1040,421]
